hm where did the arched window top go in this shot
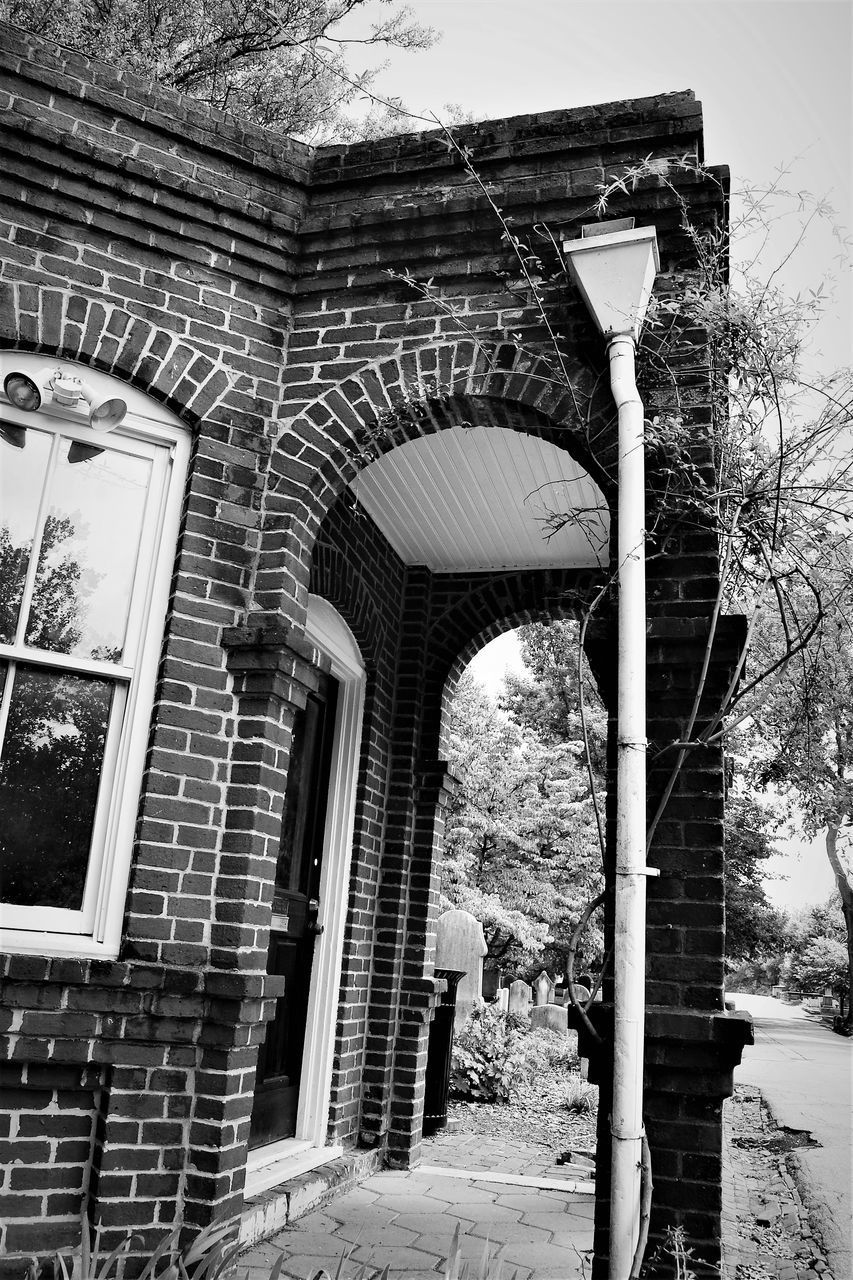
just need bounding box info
[305,595,363,678]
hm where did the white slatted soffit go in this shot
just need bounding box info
[351,427,609,573]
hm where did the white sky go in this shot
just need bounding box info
[356,0,852,371]
[367,1,851,912]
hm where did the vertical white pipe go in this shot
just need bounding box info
[608,334,648,1280]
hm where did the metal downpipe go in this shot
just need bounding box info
[607,333,649,1280]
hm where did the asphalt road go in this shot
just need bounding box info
[730,992,853,1279]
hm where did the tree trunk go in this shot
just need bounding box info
[825,823,853,1027]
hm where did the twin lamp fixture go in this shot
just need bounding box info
[2,365,128,449]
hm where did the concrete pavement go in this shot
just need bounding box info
[234,1131,595,1278]
[730,992,853,1279]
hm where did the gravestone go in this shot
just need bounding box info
[533,971,555,1007]
[531,1003,568,1035]
[497,987,509,1013]
[482,969,500,1001]
[435,908,488,1029]
[508,979,531,1019]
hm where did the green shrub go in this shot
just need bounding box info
[450,1005,532,1102]
[522,1026,580,1076]
[560,1075,598,1116]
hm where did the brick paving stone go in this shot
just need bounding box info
[424,1182,506,1204]
[500,1240,586,1268]
[391,1211,479,1233]
[520,1210,596,1233]
[450,1201,524,1224]
[326,1223,420,1246]
[492,1192,586,1212]
[464,1221,553,1245]
[350,1244,447,1270]
[722,1086,837,1280]
[328,1203,401,1228]
[238,1158,592,1277]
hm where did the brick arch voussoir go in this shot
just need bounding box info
[0,283,233,430]
[269,338,614,530]
[309,543,385,669]
[423,567,609,763]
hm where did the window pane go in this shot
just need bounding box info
[0,426,52,644]
[25,440,152,662]
[0,663,113,909]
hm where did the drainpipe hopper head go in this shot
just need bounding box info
[561,223,660,342]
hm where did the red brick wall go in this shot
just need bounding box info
[0,22,747,1275]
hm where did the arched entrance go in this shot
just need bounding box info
[301,404,613,1169]
[245,597,366,1196]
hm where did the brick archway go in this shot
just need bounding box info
[256,338,616,621]
[0,282,234,428]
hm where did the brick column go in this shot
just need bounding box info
[588,616,753,1278]
[359,567,433,1154]
[165,616,330,1230]
[386,761,461,1166]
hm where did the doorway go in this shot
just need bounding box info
[245,597,365,1187]
[250,669,338,1147]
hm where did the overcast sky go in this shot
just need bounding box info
[370,1,852,910]
[361,0,851,370]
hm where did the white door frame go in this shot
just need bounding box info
[245,595,365,1197]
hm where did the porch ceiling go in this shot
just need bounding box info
[350,427,609,573]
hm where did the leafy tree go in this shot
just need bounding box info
[723,792,786,963]
[5,0,436,140]
[442,670,603,976]
[749,589,853,1026]
[791,936,848,996]
[499,620,607,780]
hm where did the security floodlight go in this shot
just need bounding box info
[68,441,105,465]
[3,370,45,412]
[0,423,27,449]
[1,365,128,431]
[82,383,127,432]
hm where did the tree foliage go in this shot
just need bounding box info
[441,666,603,976]
[747,583,853,1021]
[723,792,786,963]
[0,514,111,908]
[5,0,436,140]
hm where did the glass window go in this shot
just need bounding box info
[0,358,189,955]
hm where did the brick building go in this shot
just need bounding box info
[0,24,751,1276]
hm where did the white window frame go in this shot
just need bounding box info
[0,355,190,959]
[243,595,365,1203]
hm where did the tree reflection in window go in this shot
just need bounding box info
[1,514,86,654]
[0,442,130,911]
[0,663,112,908]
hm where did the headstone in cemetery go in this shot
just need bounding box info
[531,1003,568,1035]
[482,969,500,1001]
[508,979,532,1019]
[569,983,591,1007]
[435,908,488,1029]
[533,970,555,1006]
[497,987,509,1013]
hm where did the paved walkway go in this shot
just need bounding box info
[730,992,852,1279]
[722,1086,835,1280]
[235,1131,595,1279]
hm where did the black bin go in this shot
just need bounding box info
[422,967,465,1136]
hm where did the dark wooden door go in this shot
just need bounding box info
[249,672,339,1149]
